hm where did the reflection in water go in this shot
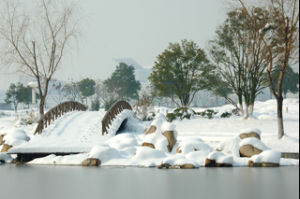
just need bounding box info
[0,165,298,199]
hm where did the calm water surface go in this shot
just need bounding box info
[0,165,298,199]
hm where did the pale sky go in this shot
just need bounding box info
[0,0,227,90]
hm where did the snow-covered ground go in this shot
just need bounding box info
[0,98,298,166]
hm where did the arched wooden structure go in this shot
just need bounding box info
[102,101,133,135]
[34,101,87,135]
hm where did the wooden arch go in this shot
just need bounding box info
[34,101,87,135]
[101,100,133,135]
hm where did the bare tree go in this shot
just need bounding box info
[0,0,80,118]
[238,0,299,138]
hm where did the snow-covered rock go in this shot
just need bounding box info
[217,137,241,157]
[177,139,213,154]
[249,150,281,167]
[239,137,269,157]
[239,128,261,140]
[205,151,233,167]
[88,145,120,162]
[3,128,30,147]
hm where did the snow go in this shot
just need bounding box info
[3,128,30,146]
[239,128,262,135]
[239,137,269,150]
[207,151,233,164]
[177,139,213,154]
[0,98,299,167]
[250,150,281,164]
[88,145,120,162]
[217,137,241,157]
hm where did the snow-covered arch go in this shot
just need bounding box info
[101,101,134,135]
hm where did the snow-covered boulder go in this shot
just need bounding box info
[142,116,178,153]
[205,151,233,167]
[88,145,120,163]
[161,122,177,152]
[239,137,269,157]
[239,128,261,140]
[0,153,13,164]
[82,158,101,167]
[216,137,241,157]
[1,128,30,152]
[176,139,212,154]
[248,150,281,167]
[0,134,4,145]
[106,133,138,150]
[133,147,167,167]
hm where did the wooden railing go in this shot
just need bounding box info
[34,101,87,135]
[102,101,132,135]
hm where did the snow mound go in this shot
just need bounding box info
[217,137,241,157]
[88,145,120,162]
[3,128,30,146]
[239,128,262,135]
[133,147,166,161]
[161,122,176,132]
[178,140,213,154]
[239,137,269,150]
[250,150,281,164]
[0,153,13,163]
[207,151,233,164]
[106,133,138,150]
[143,132,168,152]
[106,110,135,136]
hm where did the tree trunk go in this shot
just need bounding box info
[248,103,254,116]
[243,104,249,119]
[39,96,46,118]
[276,96,284,139]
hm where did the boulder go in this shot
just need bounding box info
[239,144,263,157]
[142,142,155,149]
[163,130,176,152]
[239,132,261,140]
[145,125,157,135]
[179,164,196,169]
[176,147,182,153]
[262,162,280,167]
[205,158,216,167]
[248,160,279,167]
[82,158,101,166]
[248,160,262,167]
[1,144,12,152]
[0,134,4,145]
[216,163,233,167]
[157,163,171,169]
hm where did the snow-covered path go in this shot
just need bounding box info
[10,111,111,153]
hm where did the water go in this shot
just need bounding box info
[0,165,298,199]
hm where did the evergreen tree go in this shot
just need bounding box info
[149,40,213,107]
[104,62,141,101]
[5,83,19,112]
[77,78,96,104]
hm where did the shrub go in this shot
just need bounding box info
[166,113,177,122]
[196,109,218,119]
[166,107,195,122]
[220,112,232,118]
[91,99,100,111]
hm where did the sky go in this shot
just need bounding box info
[0,0,227,90]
